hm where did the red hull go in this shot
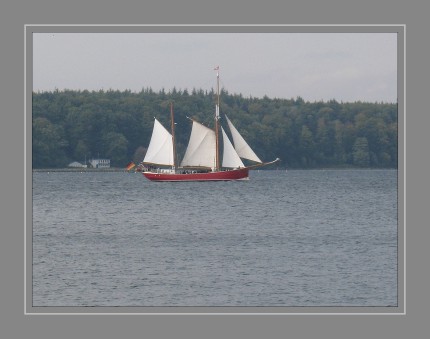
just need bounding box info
[142,168,249,182]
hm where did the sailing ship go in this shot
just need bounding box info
[141,67,279,182]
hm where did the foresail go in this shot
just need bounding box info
[225,115,262,163]
[221,127,245,168]
[180,120,216,168]
[143,118,174,166]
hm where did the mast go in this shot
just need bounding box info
[214,66,220,171]
[170,102,177,169]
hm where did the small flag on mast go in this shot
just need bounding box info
[214,66,219,70]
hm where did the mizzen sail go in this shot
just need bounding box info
[143,118,174,166]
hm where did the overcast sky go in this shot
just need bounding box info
[33,32,397,103]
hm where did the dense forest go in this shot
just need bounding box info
[32,88,398,169]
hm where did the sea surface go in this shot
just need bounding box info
[32,169,398,307]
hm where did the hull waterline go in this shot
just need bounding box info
[142,168,249,182]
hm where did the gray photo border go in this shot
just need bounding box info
[25,24,405,315]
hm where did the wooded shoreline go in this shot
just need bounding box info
[32,89,398,169]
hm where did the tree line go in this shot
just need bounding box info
[32,88,397,169]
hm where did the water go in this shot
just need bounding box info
[32,169,398,307]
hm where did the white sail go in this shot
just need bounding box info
[225,115,262,163]
[143,118,174,166]
[221,127,245,168]
[180,120,216,168]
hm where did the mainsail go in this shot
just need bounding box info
[180,120,216,168]
[221,126,245,168]
[225,115,262,163]
[143,118,174,166]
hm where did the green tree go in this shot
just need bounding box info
[32,117,68,168]
[132,146,147,164]
[102,132,129,166]
[74,140,89,163]
[352,137,370,167]
[299,125,315,167]
[333,120,346,164]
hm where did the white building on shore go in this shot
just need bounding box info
[68,161,87,168]
[88,158,110,169]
